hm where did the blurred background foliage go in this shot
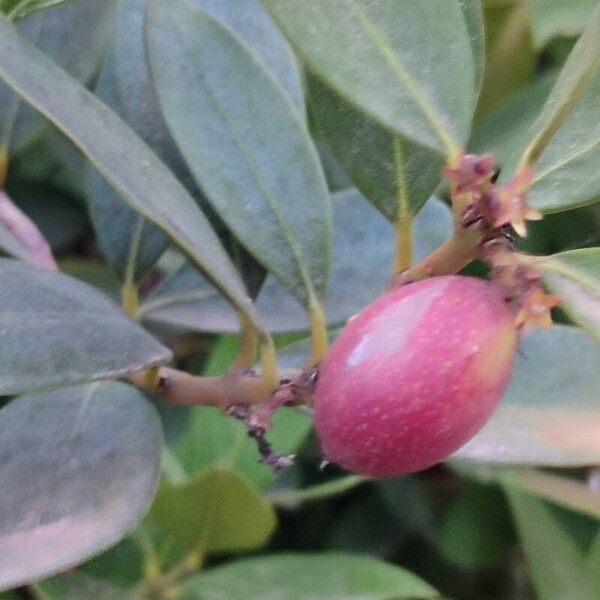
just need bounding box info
[0,0,599,599]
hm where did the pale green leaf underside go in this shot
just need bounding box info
[146,0,331,306]
[263,0,474,155]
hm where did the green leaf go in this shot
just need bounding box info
[35,572,142,600]
[150,467,276,554]
[454,325,600,466]
[146,0,331,308]
[501,469,600,521]
[477,0,535,116]
[539,248,600,341]
[0,382,163,591]
[263,0,475,155]
[2,1,74,21]
[587,531,600,591]
[508,4,600,190]
[0,12,265,334]
[176,337,312,490]
[179,553,439,600]
[0,259,171,394]
[140,191,452,334]
[88,0,304,281]
[505,486,599,600]
[529,0,600,48]
[308,76,443,223]
[0,0,118,152]
[438,483,514,569]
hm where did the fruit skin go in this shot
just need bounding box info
[314,275,518,477]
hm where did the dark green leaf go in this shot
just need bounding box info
[150,467,276,554]
[146,0,331,307]
[308,76,443,222]
[140,191,452,333]
[477,0,535,116]
[0,12,265,333]
[180,553,439,600]
[0,382,163,590]
[0,259,171,394]
[455,326,600,466]
[539,248,600,340]
[438,483,514,569]
[529,0,600,48]
[505,487,599,600]
[263,0,475,155]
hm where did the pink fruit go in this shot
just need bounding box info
[314,275,518,477]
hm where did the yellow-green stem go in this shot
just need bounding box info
[392,136,413,275]
[121,216,145,318]
[0,146,8,185]
[235,312,257,369]
[260,336,279,392]
[308,299,328,367]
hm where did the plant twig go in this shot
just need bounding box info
[0,188,58,270]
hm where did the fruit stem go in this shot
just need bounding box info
[392,135,413,275]
[234,312,257,369]
[390,228,480,288]
[308,298,329,367]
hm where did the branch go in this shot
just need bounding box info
[0,188,58,270]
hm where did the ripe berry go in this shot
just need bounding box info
[314,275,518,477]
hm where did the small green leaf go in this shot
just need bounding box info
[146,0,331,308]
[179,553,439,600]
[263,0,474,155]
[509,4,600,183]
[528,0,600,48]
[35,571,143,600]
[0,382,163,591]
[139,191,452,334]
[2,1,73,21]
[505,486,599,600]
[455,326,600,466]
[150,468,276,554]
[477,0,535,116]
[539,248,600,340]
[0,259,171,394]
[0,12,265,334]
[501,469,600,521]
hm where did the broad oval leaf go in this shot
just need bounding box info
[503,4,600,211]
[459,0,485,98]
[455,326,600,466]
[0,382,163,591]
[139,191,452,333]
[264,0,474,155]
[149,467,276,554]
[179,553,439,600]
[0,13,265,334]
[539,248,600,340]
[146,0,331,307]
[0,259,171,394]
